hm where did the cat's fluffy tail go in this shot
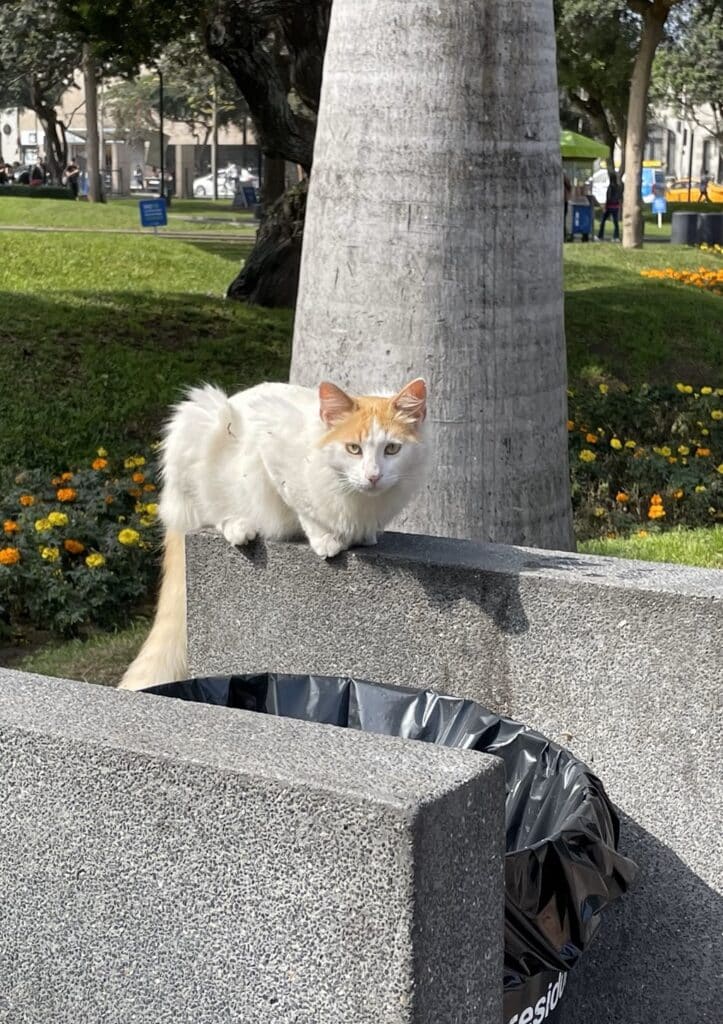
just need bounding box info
[118,529,187,690]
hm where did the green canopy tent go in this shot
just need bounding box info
[560,130,610,161]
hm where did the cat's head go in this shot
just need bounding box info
[317,378,427,495]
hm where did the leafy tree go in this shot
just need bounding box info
[0,1,82,181]
[653,3,723,145]
[554,1,638,165]
[622,0,685,248]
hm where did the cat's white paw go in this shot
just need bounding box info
[218,519,257,547]
[359,531,378,547]
[308,533,346,559]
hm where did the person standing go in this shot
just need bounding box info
[597,172,621,241]
[65,160,80,199]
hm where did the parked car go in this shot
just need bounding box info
[666,178,723,203]
[192,166,259,198]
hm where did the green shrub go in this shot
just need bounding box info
[0,184,75,200]
[570,381,723,538]
[0,447,162,635]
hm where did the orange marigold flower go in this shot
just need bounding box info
[566,420,575,431]
[3,520,19,533]
[132,471,145,484]
[648,505,666,520]
[61,472,73,481]
[673,489,684,500]
[615,492,629,504]
[92,457,108,471]
[56,488,77,502]
[63,539,85,554]
[650,493,663,505]
[19,494,36,507]
[696,448,711,457]
[143,483,156,492]
[128,488,142,498]
[105,495,115,505]
[0,546,21,565]
[585,433,598,444]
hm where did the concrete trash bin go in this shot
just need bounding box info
[697,212,723,246]
[670,211,699,245]
[146,673,638,1023]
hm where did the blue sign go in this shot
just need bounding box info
[652,195,667,214]
[139,198,167,228]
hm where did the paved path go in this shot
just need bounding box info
[0,224,253,242]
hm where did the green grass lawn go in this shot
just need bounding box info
[579,525,723,568]
[0,230,290,474]
[0,196,256,233]
[564,243,722,384]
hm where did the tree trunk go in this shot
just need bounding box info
[622,2,669,247]
[291,0,574,550]
[262,156,286,205]
[83,43,103,203]
[227,178,306,307]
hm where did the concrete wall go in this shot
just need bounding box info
[186,530,723,1024]
[0,668,504,1024]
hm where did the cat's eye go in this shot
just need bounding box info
[384,443,402,456]
[346,443,362,455]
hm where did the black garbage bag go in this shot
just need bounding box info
[145,673,638,1023]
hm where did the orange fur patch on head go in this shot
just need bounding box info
[319,379,427,446]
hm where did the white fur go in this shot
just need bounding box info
[159,382,426,556]
[119,382,426,689]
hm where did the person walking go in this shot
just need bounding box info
[65,161,80,199]
[597,172,621,241]
[698,169,710,203]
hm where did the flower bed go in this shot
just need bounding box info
[0,449,161,636]
[570,382,723,538]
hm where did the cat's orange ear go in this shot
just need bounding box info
[393,378,427,424]
[319,382,356,426]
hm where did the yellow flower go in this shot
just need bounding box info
[610,438,623,450]
[48,511,69,527]
[717,465,723,475]
[124,455,146,469]
[683,385,693,394]
[0,547,21,565]
[41,546,60,562]
[625,440,637,449]
[711,410,723,421]
[700,387,712,395]
[85,552,106,569]
[660,446,672,457]
[19,494,36,507]
[675,383,687,393]
[677,445,690,456]
[593,506,606,517]
[566,419,575,431]
[701,429,710,436]
[118,528,141,546]
[144,503,158,517]
[695,485,707,493]
[139,516,155,528]
[673,489,684,500]
[598,383,609,394]
[615,491,629,503]
[97,446,108,457]
[3,520,19,534]
[63,539,85,554]
[92,457,108,471]
[56,488,77,502]
[636,530,649,539]
[579,449,597,463]
[34,518,51,532]
[668,456,677,464]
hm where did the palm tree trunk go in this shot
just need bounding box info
[290,0,574,550]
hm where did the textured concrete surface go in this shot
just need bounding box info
[186,530,723,1024]
[0,668,505,1024]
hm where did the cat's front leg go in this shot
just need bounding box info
[216,516,258,547]
[358,530,378,547]
[298,515,347,559]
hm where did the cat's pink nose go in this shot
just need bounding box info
[367,471,381,486]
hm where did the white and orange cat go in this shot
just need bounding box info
[119,378,428,689]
